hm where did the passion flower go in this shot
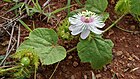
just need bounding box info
[69,10,105,39]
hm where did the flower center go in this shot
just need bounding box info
[81,16,93,23]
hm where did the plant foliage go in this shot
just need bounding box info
[115,0,140,15]
[57,18,74,40]
[16,28,67,65]
[77,36,114,69]
[85,0,108,13]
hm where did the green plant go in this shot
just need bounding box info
[57,18,74,40]
[12,28,66,78]
[85,0,108,14]
[0,49,39,79]
[5,0,73,31]
[2,0,140,78]
[16,28,67,65]
[77,35,113,69]
[21,57,30,66]
[115,0,140,21]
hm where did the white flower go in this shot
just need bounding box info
[69,10,105,39]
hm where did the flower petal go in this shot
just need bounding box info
[69,25,76,31]
[69,22,84,31]
[69,17,80,24]
[94,21,105,28]
[89,25,103,34]
[70,25,83,35]
[91,16,105,28]
[71,28,82,35]
[69,14,82,25]
[80,29,90,39]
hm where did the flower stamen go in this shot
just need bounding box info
[81,16,93,23]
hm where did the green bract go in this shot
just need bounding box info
[85,0,108,13]
[57,18,74,40]
[16,28,66,65]
[77,36,113,69]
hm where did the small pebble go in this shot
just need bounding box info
[130,25,136,30]
[127,63,133,68]
[113,15,117,19]
[103,66,107,71]
[71,75,75,79]
[136,45,139,48]
[116,51,123,56]
[84,75,88,79]
[96,74,102,78]
[68,55,73,59]
[110,0,115,4]
[128,56,134,61]
[73,61,79,67]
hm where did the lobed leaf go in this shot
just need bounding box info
[77,36,113,69]
[16,28,66,65]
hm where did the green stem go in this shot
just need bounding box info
[49,62,60,79]
[0,65,21,73]
[67,46,77,53]
[104,14,126,32]
[67,0,71,16]
[115,26,133,33]
[34,66,37,79]
[48,46,77,79]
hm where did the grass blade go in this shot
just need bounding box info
[7,2,24,12]
[75,0,83,6]
[18,19,32,32]
[67,0,71,16]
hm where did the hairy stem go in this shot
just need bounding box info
[0,66,21,73]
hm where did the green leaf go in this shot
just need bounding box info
[100,12,109,22]
[25,4,30,16]
[51,5,72,14]
[67,0,71,16]
[77,36,113,69]
[16,28,66,65]
[7,2,24,12]
[115,0,130,14]
[75,0,83,6]
[130,0,140,15]
[3,0,12,2]
[115,0,140,15]
[18,19,32,32]
[85,0,108,13]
